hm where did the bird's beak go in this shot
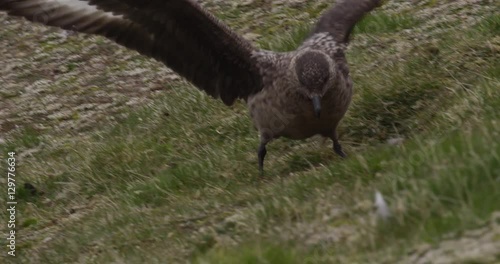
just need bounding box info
[312,95,321,118]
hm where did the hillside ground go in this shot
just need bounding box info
[0,0,499,263]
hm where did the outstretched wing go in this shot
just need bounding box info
[0,0,262,105]
[311,0,383,43]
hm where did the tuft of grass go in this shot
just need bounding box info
[354,13,420,34]
[258,23,312,52]
[2,125,43,152]
[196,243,300,264]
[373,120,500,243]
[346,55,447,142]
[474,14,500,36]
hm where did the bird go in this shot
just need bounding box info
[0,0,382,174]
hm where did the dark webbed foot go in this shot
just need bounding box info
[333,140,347,158]
[258,142,267,175]
[332,130,347,158]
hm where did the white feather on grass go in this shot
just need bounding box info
[375,190,391,221]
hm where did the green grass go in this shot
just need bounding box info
[354,12,420,34]
[258,23,311,51]
[3,126,43,151]
[376,122,500,240]
[1,2,499,264]
[196,243,300,264]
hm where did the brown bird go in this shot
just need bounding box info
[0,0,382,174]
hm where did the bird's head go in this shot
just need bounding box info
[293,50,334,118]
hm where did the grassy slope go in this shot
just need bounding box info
[1,1,499,263]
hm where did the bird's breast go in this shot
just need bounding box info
[248,87,351,140]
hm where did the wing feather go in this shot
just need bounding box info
[312,0,383,43]
[0,0,263,105]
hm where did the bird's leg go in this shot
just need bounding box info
[332,130,347,158]
[257,133,273,176]
[258,142,268,176]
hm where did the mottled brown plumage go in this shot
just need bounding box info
[0,0,383,174]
